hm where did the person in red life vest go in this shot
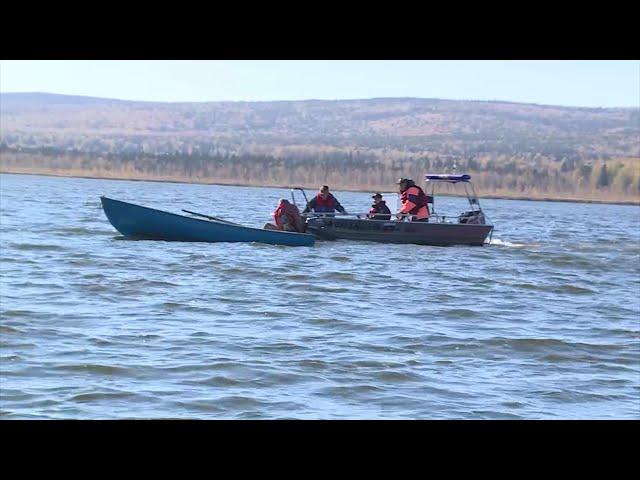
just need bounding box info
[273,199,305,232]
[396,178,430,221]
[302,185,347,216]
[368,193,392,220]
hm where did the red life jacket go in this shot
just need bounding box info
[274,201,302,231]
[400,185,430,219]
[314,193,337,212]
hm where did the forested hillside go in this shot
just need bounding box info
[1,93,638,202]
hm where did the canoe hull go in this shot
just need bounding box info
[306,217,492,246]
[101,197,315,247]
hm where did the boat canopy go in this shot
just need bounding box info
[425,174,471,183]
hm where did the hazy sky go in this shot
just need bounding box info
[0,60,638,107]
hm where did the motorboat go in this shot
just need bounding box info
[293,174,493,246]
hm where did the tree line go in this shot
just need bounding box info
[1,145,638,203]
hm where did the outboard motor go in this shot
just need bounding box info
[459,210,486,224]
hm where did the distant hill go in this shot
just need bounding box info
[1,92,638,202]
[0,92,136,106]
[1,92,637,157]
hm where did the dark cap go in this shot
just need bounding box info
[371,193,383,199]
[396,178,409,184]
[320,185,329,191]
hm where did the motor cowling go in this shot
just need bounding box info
[459,211,486,224]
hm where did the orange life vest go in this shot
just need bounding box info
[400,185,430,220]
[274,201,303,231]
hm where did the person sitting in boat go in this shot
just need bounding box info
[273,199,305,233]
[367,193,391,220]
[302,185,347,216]
[396,178,430,221]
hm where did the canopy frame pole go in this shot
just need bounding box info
[470,182,481,211]
[290,187,309,210]
[429,180,437,217]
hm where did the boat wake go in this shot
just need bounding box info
[490,238,539,248]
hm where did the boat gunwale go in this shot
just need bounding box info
[306,216,494,229]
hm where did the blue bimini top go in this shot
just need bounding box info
[425,174,471,183]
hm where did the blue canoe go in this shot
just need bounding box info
[100,196,315,247]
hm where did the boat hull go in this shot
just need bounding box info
[306,217,492,246]
[101,197,315,247]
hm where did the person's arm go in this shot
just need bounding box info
[396,196,413,220]
[399,198,416,214]
[302,197,315,214]
[334,198,346,214]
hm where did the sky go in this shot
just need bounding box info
[0,60,638,108]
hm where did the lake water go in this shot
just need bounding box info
[1,173,639,419]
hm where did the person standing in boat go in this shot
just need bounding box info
[302,185,347,216]
[396,178,430,221]
[367,193,392,220]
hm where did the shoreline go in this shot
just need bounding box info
[2,169,639,206]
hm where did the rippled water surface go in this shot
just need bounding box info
[1,173,639,419]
